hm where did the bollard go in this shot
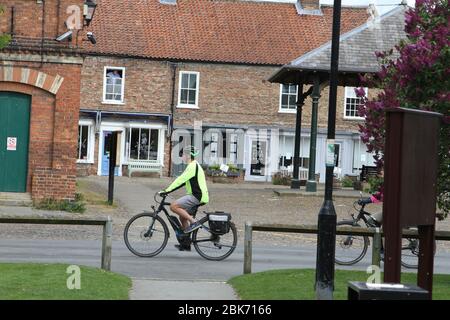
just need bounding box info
[371,227,382,267]
[101,216,113,271]
[244,222,253,274]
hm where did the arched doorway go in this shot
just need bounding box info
[0,92,31,192]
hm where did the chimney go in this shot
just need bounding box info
[302,0,321,11]
[296,0,322,15]
[159,0,177,5]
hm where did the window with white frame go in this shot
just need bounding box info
[77,122,93,162]
[228,133,238,164]
[278,135,310,170]
[279,84,298,112]
[103,67,125,103]
[129,128,159,161]
[344,87,367,119]
[178,71,199,108]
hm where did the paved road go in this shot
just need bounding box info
[1,239,449,280]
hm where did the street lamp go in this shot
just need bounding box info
[315,0,342,300]
[83,0,97,27]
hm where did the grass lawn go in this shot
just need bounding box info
[228,269,450,300]
[0,263,131,300]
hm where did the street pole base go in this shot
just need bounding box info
[306,180,317,192]
[315,281,334,300]
[290,179,302,189]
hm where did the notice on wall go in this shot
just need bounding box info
[325,139,335,167]
[7,137,17,151]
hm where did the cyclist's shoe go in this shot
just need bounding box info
[183,221,202,234]
[174,244,191,251]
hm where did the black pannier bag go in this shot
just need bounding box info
[207,211,232,235]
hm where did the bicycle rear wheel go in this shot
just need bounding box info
[124,212,169,257]
[192,216,237,261]
[401,238,419,269]
[335,220,369,265]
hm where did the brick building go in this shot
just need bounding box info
[0,0,92,200]
[78,0,373,183]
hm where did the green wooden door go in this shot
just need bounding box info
[0,92,31,192]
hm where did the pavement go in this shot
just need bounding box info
[130,279,238,300]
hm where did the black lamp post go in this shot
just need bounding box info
[291,83,313,189]
[315,0,342,300]
[83,0,97,27]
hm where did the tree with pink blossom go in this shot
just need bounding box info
[357,0,449,216]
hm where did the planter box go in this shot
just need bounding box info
[206,169,245,183]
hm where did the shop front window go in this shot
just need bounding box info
[129,128,159,161]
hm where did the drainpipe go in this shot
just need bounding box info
[56,0,61,36]
[168,62,178,176]
[10,7,15,36]
[39,0,46,68]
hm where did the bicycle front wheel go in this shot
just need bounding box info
[401,238,419,269]
[335,220,369,266]
[192,216,238,261]
[124,213,169,257]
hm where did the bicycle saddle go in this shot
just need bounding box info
[190,203,205,215]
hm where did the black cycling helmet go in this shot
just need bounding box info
[182,145,199,158]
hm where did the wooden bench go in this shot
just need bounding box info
[0,216,113,271]
[279,168,309,181]
[360,165,379,182]
[127,160,162,177]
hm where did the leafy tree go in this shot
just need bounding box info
[357,0,450,216]
[0,6,11,49]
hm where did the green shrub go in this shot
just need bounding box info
[227,163,240,173]
[364,175,384,194]
[272,172,292,186]
[34,198,86,213]
[341,177,354,188]
[208,164,221,171]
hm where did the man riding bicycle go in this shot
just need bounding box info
[159,145,209,250]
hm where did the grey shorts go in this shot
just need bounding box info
[174,195,201,215]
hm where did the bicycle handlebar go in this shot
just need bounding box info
[154,191,168,204]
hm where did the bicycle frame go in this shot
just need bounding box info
[148,195,213,244]
[352,203,377,227]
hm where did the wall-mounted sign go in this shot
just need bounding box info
[7,137,17,151]
[325,139,335,167]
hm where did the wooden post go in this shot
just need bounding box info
[371,227,382,267]
[418,225,435,298]
[383,109,442,292]
[244,222,253,274]
[101,216,112,271]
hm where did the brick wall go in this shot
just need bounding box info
[172,62,362,133]
[81,57,364,132]
[1,1,85,42]
[81,56,173,113]
[0,60,82,200]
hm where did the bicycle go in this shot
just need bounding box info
[124,192,238,261]
[335,197,421,269]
